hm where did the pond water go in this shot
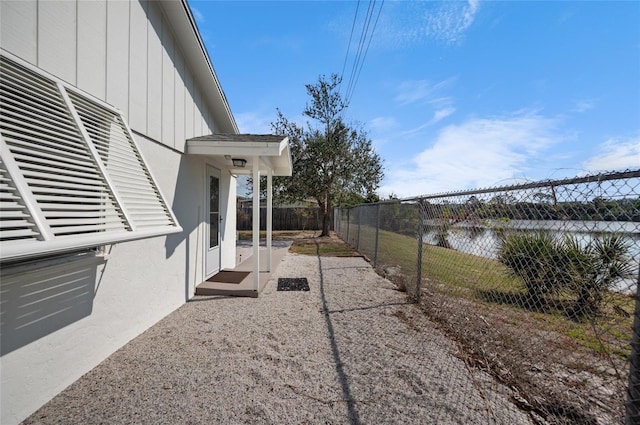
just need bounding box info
[422,219,640,293]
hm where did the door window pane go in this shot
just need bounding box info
[209,175,219,249]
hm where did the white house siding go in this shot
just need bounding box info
[0,1,37,62]
[0,137,190,424]
[0,0,218,152]
[146,0,163,142]
[0,1,239,423]
[0,121,239,425]
[77,0,107,98]
[106,0,130,118]
[128,0,149,133]
[38,1,77,84]
[174,48,186,150]
[162,23,176,149]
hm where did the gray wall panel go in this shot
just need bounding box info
[128,0,147,133]
[162,26,176,148]
[106,0,130,118]
[184,69,195,141]
[77,0,107,99]
[38,1,76,84]
[146,1,162,142]
[0,1,37,64]
[174,49,186,151]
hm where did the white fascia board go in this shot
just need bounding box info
[278,137,290,155]
[277,141,293,176]
[186,140,283,156]
[186,137,293,176]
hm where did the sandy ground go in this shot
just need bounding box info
[23,252,535,424]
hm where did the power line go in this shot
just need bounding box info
[339,0,361,94]
[344,0,375,104]
[340,0,384,109]
[346,0,383,107]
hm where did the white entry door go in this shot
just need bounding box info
[205,165,221,277]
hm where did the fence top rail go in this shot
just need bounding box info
[335,169,639,210]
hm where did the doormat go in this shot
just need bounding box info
[207,271,250,284]
[277,278,310,291]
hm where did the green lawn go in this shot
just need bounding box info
[367,228,634,360]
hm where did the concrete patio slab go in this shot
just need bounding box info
[195,244,290,297]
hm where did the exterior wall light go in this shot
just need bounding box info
[232,158,247,168]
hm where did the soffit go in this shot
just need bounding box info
[186,134,292,176]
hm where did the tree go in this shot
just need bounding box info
[270,74,383,236]
[565,234,634,318]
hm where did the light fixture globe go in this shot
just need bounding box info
[232,158,247,168]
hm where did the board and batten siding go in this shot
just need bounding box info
[0,0,216,152]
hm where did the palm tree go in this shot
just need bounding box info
[570,234,634,318]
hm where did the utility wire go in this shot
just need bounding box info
[345,0,383,107]
[340,0,384,110]
[338,0,361,95]
[344,0,375,105]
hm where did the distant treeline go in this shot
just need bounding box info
[425,197,640,223]
[341,197,640,239]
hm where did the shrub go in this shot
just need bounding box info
[498,232,635,318]
[497,232,569,308]
[566,234,634,318]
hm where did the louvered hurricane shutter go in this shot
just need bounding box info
[0,157,41,242]
[68,91,175,230]
[0,52,181,262]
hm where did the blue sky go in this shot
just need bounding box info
[189,0,640,198]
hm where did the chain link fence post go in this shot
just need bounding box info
[415,199,425,304]
[373,203,381,268]
[356,206,361,251]
[626,265,640,424]
[346,208,350,244]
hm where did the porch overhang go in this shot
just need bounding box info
[186,134,292,176]
[186,133,292,295]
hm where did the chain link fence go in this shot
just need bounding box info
[335,169,640,424]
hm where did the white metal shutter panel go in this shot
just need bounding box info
[0,56,129,238]
[0,157,41,242]
[0,52,181,262]
[68,91,176,229]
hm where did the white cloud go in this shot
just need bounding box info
[581,137,640,172]
[432,107,456,123]
[369,116,398,133]
[380,112,562,197]
[376,0,480,47]
[395,77,456,106]
[234,111,274,134]
[401,107,456,136]
[572,100,595,113]
[426,0,479,43]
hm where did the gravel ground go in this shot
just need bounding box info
[24,252,535,424]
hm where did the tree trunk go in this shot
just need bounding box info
[319,194,331,237]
